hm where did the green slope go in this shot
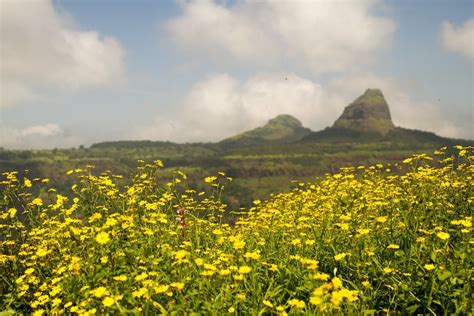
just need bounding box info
[219,114,312,148]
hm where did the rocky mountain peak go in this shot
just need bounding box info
[333,88,395,135]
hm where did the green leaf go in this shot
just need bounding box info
[438,270,452,281]
[406,304,420,314]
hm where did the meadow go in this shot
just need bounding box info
[0,146,472,315]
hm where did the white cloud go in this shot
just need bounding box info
[132,72,470,142]
[0,123,82,149]
[0,0,126,107]
[131,73,341,142]
[440,18,474,62]
[166,0,395,74]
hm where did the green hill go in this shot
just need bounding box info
[219,114,312,147]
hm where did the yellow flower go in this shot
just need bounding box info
[244,251,261,260]
[436,232,450,240]
[90,286,108,298]
[424,264,436,271]
[203,264,217,271]
[25,267,35,275]
[170,282,185,290]
[236,293,246,301]
[154,284,169,294]
[8,208,17,218]
[36,247,48,257]
[387,244,399,249]
[233,240,246,250]
[336,223,349,230]
[172,250,188,260]
[31,198,43,206]
[313,272,330,281]
[383,267,393,274]
[89,213,102,222]
[201,270,216,277]
[310,296,322,305]
[356,228,370,236]
[263,300,273,308]
[194,258,204,266]
[269,264,278,272]
[32,310,45,316]
[95,232,110,245]
[50,286,62,297]
[276,305,285,312]
[291,239,301,246]
[113,275,127,282]
[102,297,115,307]
[132,287,148,298]
[238,266,252,274]
[334,253,349,261]
[24,179,32,188]
[332,277,343,289]
[228,307,235,313]
[52,297,62,306]
[287,299,305,309]
[331,290,345,307]
[135,272,148,281]
[219,269,231,276]
[204,176,217,183]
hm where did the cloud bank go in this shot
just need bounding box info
[1,0,126,107]
[166,0,396,74]
[132,74,341,142]
[0,123,81,149]
[440,18,474,62]
[132,72,467,142]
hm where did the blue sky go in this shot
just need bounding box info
[1,0,473,149]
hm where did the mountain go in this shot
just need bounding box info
[219,114,312,147]
[302,88,471,146]
[332,88,395,135]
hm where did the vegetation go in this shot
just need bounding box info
[1,139,464,210]
[1,146,472,315]
[332,89,395,135]
[220,115,311,148]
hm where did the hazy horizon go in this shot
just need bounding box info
[1,0,473,149]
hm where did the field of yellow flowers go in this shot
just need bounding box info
[1,146,472,315]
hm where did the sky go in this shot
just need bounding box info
[1,0,473,149]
